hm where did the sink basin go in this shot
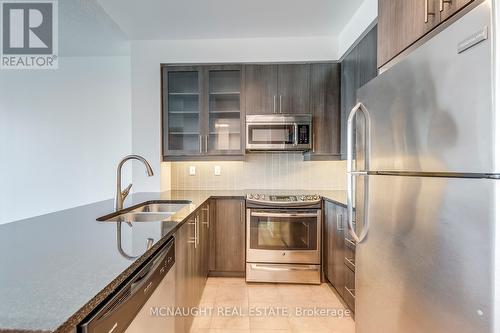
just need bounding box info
[133,203,187,213]
[105,212,174,223]
[97,200,190,223]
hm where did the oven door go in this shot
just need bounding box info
[246,209,321,264]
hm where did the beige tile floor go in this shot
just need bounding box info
[190,277,355,333]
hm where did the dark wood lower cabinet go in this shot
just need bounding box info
[175,204,210,333]
[175,198,246,332]
[324,200,355,313]
[213,198,246,275]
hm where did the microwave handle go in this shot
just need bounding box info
[293,123,298,146]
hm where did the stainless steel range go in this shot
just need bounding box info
[245,193,321,284]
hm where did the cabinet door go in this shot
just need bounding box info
[200,203,211,278]
[206,66,244,155]
[244,65,278,115]
[175,220,195,333]
[340,46,359,160]
[340,25,378,160]
[377,0,440,67]
[324,202,346,296]
[162,66,204,157]
[277,64,310,114]
[440,0,474,21]
[309,63,341,157]
[208,199,216,272]
[214,199,246,273]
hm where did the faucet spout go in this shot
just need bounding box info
[115,155,154,211]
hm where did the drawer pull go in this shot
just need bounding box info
[345,238,356,248]
[440,0,452,11]
[425,0,435,23]
[345,286,355,299]
[344,257,356,271]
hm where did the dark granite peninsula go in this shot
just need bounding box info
[0,190,346,333]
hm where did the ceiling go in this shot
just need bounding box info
[96,0,364,40]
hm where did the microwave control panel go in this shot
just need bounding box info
[298,125,310,144]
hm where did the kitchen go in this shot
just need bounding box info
[0,0,498,333]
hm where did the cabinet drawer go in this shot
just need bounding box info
[344,266,355,312]
[344,242,355,272]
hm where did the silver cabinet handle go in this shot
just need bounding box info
[425,0,435,23]
[188,217,198,248]
[202,205,210,229]
[336,213,344,231]
[273,95,277,114]
[439,0,451,11]
[205,135,208,153]
[199,135,203,154]
[240,201,244,223]
[196,215,199,246]
[344,287,355,299]
[347,102,371,244]
[251,211,319,218]
[345,238,356,248]
[279,95,282,114]
[345,257,355,268]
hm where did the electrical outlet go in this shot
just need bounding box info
[214,165,221,176]
[189,166,196,176]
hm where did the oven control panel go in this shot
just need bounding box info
[246,194,320,202]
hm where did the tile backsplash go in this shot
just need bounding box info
[163,154,347,191]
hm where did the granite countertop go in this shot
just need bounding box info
[0,189,346,333]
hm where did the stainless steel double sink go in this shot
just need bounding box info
[97,200,191,223]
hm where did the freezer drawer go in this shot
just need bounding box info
[355,175,495,333]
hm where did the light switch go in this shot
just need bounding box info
[189,166,196,176]
[214,165,221,176]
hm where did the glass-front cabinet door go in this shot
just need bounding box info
[162,65,244,160]
[163,66,202,157]
[206,66,243,155]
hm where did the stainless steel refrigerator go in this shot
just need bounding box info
[347,1,498,332]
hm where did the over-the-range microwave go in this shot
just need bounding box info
[246,114,312,151]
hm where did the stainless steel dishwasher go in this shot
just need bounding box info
[79,237,175,333]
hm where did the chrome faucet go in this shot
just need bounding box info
[115,155,154,211]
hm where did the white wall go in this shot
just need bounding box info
[130,36,338,193]
[338,0,378,58]
[0,0,131,224]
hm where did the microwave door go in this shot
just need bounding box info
[247,123,295,150]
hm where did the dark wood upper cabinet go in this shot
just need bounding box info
[378,0,477,67]
[162,65,244,161]
[244,64,310,115]
[305,63,341,159]
[244,64,278,115]
[440,0,474,21]
[340,25,378,160]
[162,66,204,157]
[277,64,310,114]
[214,198,246,274]
[378,0,439,68]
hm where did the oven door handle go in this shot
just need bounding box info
[250,212,319,218]
[251,264,319,272]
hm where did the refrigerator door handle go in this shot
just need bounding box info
[347,102,371,243]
